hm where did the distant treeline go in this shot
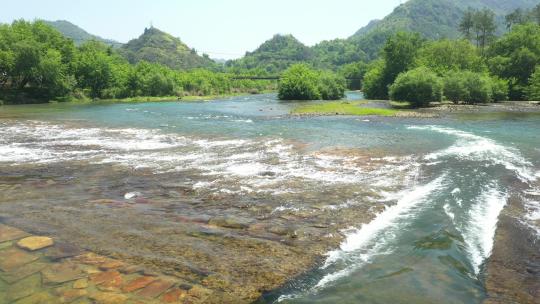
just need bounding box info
[0,21,273,104]
[360,8,540,107]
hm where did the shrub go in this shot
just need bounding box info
[278,64,345,100]
[278,64,321,100]
[443,71,508,104]
[389,67,442,108]
[318,72,346,100]
[462,72,492,104]
[490,76,509,102]
[443,72,468,104]
[527,66,540,101]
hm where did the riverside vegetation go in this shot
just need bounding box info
[0,21,274,104]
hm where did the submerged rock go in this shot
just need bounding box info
[42,262,85,285]
[209,216,251,229]
[0,247,39,271]
[0,224,28,242]
[17,236,54,251]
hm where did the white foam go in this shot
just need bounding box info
[409,125,535,182]
[317,175,446,288]
[461,185,507,274]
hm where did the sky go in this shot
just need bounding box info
[0,0,404,59]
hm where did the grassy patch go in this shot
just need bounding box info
[292,101,399,116]
[390,101,413,109]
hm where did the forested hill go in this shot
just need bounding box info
[226,34,313,74]
[43,20,122,47]
[349,0,539,59]
[118,27,217,70]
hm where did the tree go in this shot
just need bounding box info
[415,39,485,75]
[72,41,115,98]
[389,67,442,107]
[505,9,528,29]
[382,32,424,89]
[473,9,497,52]
[339,61,368,90]
[460,9,475,41]
[487,23,540,100]
[362,60,387,100]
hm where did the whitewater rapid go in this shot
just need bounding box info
[279,125,538,302]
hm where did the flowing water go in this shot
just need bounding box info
[0,93,539,303]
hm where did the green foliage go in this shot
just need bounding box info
[120,27,216,70]
[383,32,424,87]
[415,39,486,74]
[460,8,497,51]
[363,32,424,100]
[228,34,313,74]
[487,23,540,100]
[443,71,468,103]
[389,67,442,107]
[0,21,272,104]
[318,72,346,100]
[339,61,368,90]
[443,71,508,104]
[278,64,345,101]
[278,64,321,100]
[527,66,540,100]
[362,60,387,100]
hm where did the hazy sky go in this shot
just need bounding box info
[1,0,404,59]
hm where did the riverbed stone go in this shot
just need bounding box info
[122,276,156,292]
[208,216,251,229]
[0,261,47,283]
[161,288,187,303]
[7,274,42,302]
[88,291,128,304]
[42,262,85,285]
[45,242,82,261]
[17,236,54,251]
[0,247,39,271]
[56,288,88,303]
[0,224,28,242]
[73,278,89,289]
[13,291,56,304]
[136,279,174,298]
[90,270,123,288]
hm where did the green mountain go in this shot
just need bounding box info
[227,34,313,74]
[349,0,539,59]
[119,27,216,70]
[43,20,122,47]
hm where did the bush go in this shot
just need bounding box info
[318,72,346,100]
[278,64,321,100]
[490,76,509,102]
[278,64,345,100]
[462,72,492,104]
[527,66,540,101]
[389,67,442,108]
[362,60,388,99]
[443,72,468,104]
[442,71,508,104]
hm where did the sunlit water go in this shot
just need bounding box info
[1,93,539,303]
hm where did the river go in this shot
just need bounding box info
[0,93,539,303]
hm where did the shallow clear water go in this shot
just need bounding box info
[1,93,539,303]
